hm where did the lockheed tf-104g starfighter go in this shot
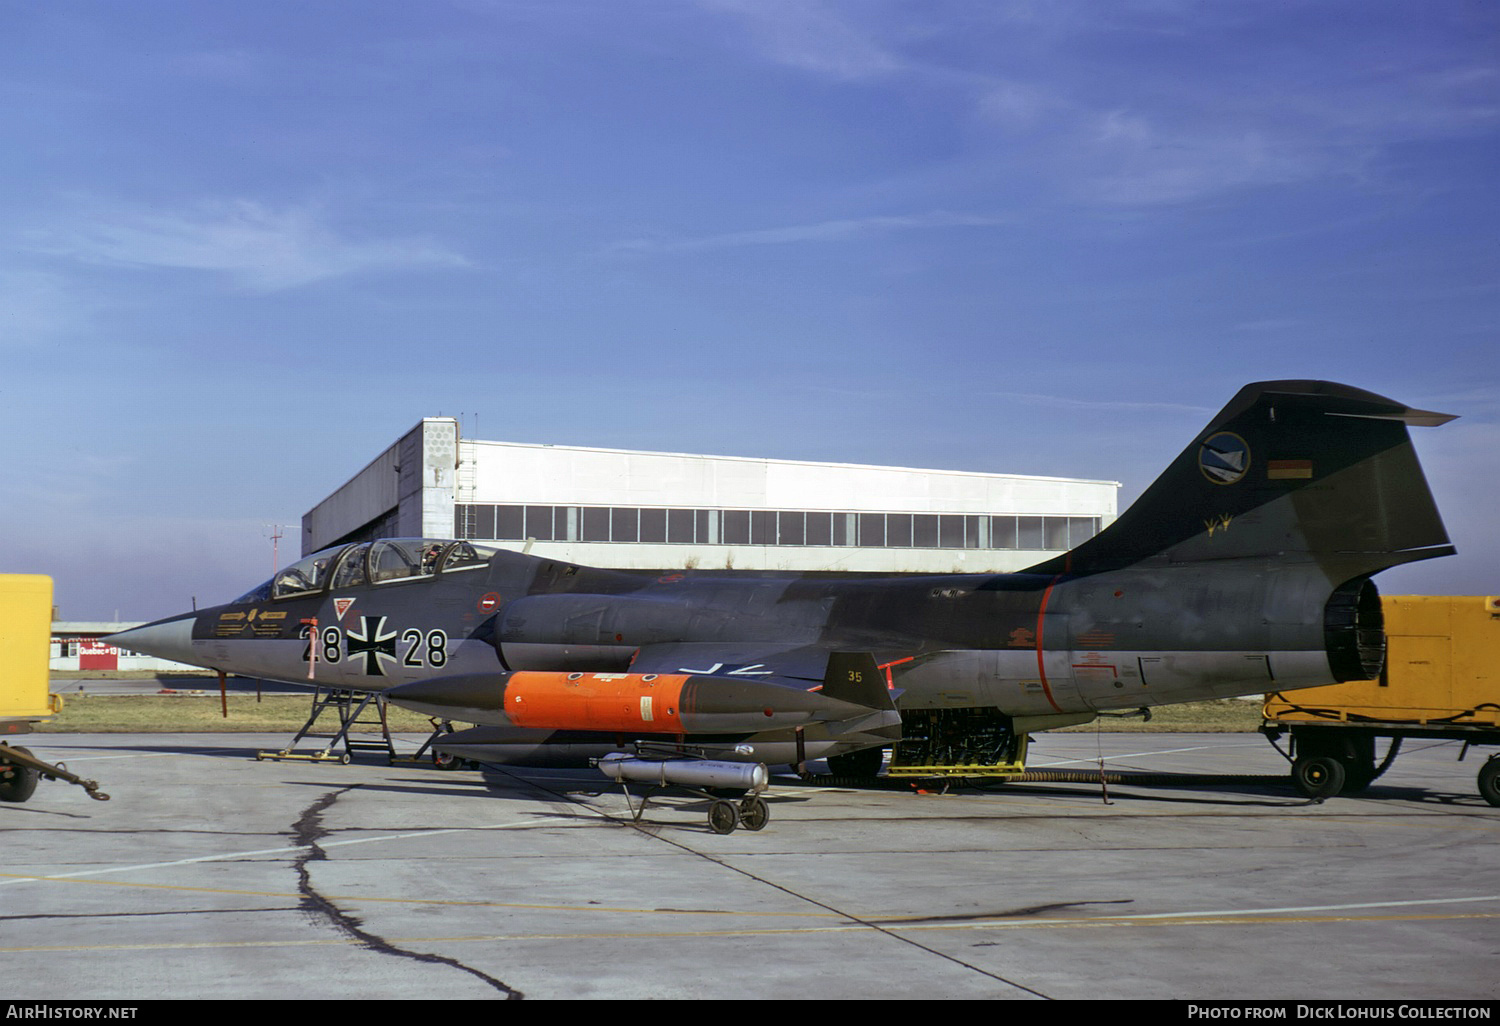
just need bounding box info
[111,381,1455,829]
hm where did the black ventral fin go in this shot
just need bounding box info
[820,652,897,711]
[1027,381,1456,580]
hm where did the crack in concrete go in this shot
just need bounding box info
[862,899,1135,926]
[291,786,523,1000]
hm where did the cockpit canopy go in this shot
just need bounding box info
[233,539,498,604]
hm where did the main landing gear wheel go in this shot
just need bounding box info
[1292,755,1346,799]
[1478,758,1500,809]
[0,747,39,803]
[708,800,738,834]
[739,796,770,831]
[826,746,885,779]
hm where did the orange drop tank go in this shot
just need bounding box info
[503,672,689,732]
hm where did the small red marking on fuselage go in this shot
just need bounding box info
[878,655,915,688]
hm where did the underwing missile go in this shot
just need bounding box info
[595,752,768,792]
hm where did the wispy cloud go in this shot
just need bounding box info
[705,2,1500,209]
[23,200,469,291]
[1080,115,1326,205]
[979,390,1216,416]
[0,269,90,347]
[609,210,1009,255]
[699,0,904,81]
[795,382,1214,416]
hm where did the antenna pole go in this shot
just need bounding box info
[265,524,286,574]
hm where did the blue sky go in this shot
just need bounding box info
[3,1,1496,620]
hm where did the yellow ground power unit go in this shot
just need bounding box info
[0,575,107,801]
[1263,595,1500,804]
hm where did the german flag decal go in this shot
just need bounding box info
[1267,459,1313,480]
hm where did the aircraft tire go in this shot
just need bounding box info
[708,800,737,834]
[739,796,769,831]
[827,746,886,779]
[1478,758,1500,809]
[432,751,463,771]
[0,747,40,803]
[1292,755,1346,799]
[1339,756,1376,795]
[1339,772,1373,795]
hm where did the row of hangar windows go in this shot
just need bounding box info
[456,504,1102,551]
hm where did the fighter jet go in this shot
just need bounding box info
[111,381,1454,801]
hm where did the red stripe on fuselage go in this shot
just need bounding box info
[1035,575,1064,713]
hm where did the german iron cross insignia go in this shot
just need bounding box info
[346,615,398,675]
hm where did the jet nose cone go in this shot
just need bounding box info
[105,614,199,665]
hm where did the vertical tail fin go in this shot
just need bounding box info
[1030,381,1455,579]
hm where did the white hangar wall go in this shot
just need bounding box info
[304,418,1120,574]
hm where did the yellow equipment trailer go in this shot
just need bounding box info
[1262,595,1500,804]
[0,575,107,802]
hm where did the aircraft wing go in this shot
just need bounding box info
[626,641,914,693]
[626,642,838,687]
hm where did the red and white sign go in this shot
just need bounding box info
[79,639,119,671]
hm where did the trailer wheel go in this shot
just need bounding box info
[1293,755,1346,799]
[1479,758,1500,809]
[739,796,769,831]
[0,747,40,803]
[708,800,737,834]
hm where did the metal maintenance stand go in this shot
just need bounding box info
[255,687,397,764]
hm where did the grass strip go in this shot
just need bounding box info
[35,694,440,734]
[33,694,1264,734]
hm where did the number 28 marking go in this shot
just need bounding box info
[300,625,448,668]
[402,629,447,668]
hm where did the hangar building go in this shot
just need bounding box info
[302,418,1119,575]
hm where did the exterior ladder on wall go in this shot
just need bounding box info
[455,438,477,539]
